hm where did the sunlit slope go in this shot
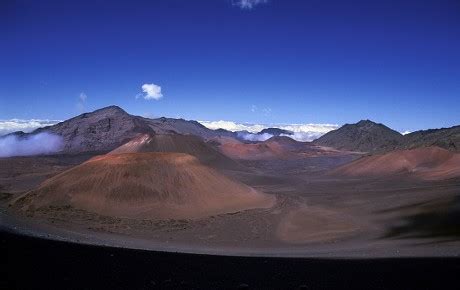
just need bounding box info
[109,133,242,170]
[332,147,460,180]
[14,152,275,219]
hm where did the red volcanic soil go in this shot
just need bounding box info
[332,146,460,180]
[221,141,293,160]
[13,152,275,219]
[264,136,302,146]
[209,136,299,160]
[212,136,339,160]
[109,133,241,170]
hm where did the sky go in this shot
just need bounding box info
[1,0,459,136]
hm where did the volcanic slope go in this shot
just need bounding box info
[210,136,332,160]
[108,133,242,170]
[13,153,275,219]
[32,106,154,153]
[399,125,460,152]
[264,136,311,150]
[332,146,460,181]
[4,106,236,154]
[313,120,403,152]
[211,137,294,160]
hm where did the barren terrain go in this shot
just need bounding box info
[1,145,459,257]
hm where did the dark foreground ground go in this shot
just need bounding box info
[2,230,460,290]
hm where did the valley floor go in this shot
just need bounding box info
[2,153,460,258]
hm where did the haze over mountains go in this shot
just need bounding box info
[1,105,459,157]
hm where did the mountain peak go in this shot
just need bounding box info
[92,105,127,115]
[264,135,298,144]
[314,120,403,152]
[259,128,293,136]
[356,119,377,126]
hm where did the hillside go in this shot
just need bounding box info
[210,135,329,160]
[6,106,234,154]
[400,125,460,152]
[13,152,275,219]
[5,106,458,155]
[331,146,460,181]
[313,120,403,152]
[109,133,242,170]
[31,106,153,153]
[145,117,235,138]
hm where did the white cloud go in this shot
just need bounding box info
[77,92,88,112]
[236,129,332,142]
[401,130,412,135]
[79,92,87,102]
[141,83,163,100]
[238,132,273,142]
[0,119,61,136]
[276,123,338,134]
[199,120,266,133]
[0,132,63,157]
[280,132,325,142]
[233,0,268,10]
[199,120,339,141]
[262,107,272,116]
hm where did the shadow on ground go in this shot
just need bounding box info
[2,230,460,290]
[381,195,460,240]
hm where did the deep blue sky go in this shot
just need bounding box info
[1,0,459,132]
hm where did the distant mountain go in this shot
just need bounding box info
[264,136,299,144]
[31,106,153,153]
[232,128,295,143]
[263,136,312,152]
[258,128,293,136]
[7,106,459,155]
[2,131,28,138]
[145,117,235,138]
[313,120,403,152]
[313,120,460,153]
[6,106,235,154]
[399,125,460,152]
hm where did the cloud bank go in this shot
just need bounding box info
[199,120,340,142]
[0,132,63,157]
[0,119,61,136]
[237,132,273,142]
[140,83,163,100]
[233,0,268,10]
[199,120,267,133]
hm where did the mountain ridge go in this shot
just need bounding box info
[3,105,236,154]
[3,106,459,154]
[313,120,403,152]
